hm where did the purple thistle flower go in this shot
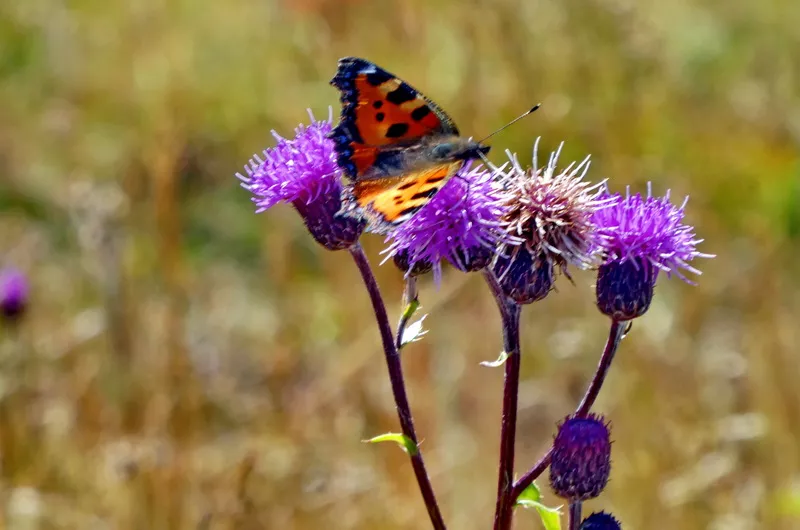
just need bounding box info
[0,268,28,323]
[236,109,365,251]
[383,163,513,283]
[580,512,622,530]
[592,184,714,320]
[549,414,612,502]
[492,139,611,303]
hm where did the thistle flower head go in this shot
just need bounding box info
[549,413,612,501]
[580,512,622,530]
[492,139,610,303]
[0,268,28,323]
[592,184,712,280]
[498,139,610,272]
[384,163,513,283]
[592,184,714,320]
[237,109,365,250]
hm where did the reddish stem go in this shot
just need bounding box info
[510,319,625,501]
[493,303,522,530]
[483,270,523,530]
[569,501,583,530]
[349,244,446,530]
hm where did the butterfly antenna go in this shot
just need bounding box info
[477,104,541,144]
[477,149,493,168]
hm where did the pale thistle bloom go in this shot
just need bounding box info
[492,139,611,303]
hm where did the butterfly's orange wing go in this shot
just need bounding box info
[342,162,461,234]
[330,57,459,179]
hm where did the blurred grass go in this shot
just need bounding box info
[1,0,799,528]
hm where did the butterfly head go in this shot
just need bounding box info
[429,138,490,163]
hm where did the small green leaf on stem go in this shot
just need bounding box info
[480,350,510,368]
[517,481,543,503]
[402,298,420,321]
[362,432,419,456]
[517,482,563,530]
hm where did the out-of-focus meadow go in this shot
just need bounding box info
[1,0,799,528]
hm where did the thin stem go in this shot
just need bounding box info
[569,501,583,530]
[493,304,522,530]
[483,270,522,530]
[574,320,626,417]
[349,244,446,530]
[483,268,511,320]
[510,319,626,501]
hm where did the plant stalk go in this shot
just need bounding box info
[349,244,446,530]
[484,270,523,530]
[510,319,625,501]
[569,501,583,530]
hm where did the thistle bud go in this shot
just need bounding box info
[549,414,612,501]
[580,511,622,530]
[493,247,554,304]
[595,257,655,321]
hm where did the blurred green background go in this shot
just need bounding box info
[1,0,799,528]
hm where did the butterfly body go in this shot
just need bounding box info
[354,135,489,181]
[329,57,489,234]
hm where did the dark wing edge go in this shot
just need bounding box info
[328,57,460,179]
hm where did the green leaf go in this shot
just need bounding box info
[362,432,419,456]
[517,482,562,530]
[401,298,420,321]
[516,481,543,503]
[480,350,510,368]
[517,500,562,530]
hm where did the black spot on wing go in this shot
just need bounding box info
[396,181,415,190]
[410,189,439,201]
[372,101,383,109]
[386,83,417,105]
[410,106,431,121]
[424,174,447,184]
[385,123,410,138]
[376,112,385,122]
[398,205,423,219]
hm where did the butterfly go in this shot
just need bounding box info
[329,57,490,235]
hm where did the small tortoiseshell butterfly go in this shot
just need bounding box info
[329,57,490,234]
